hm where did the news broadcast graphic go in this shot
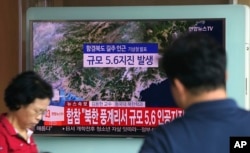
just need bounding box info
[230,137,250,153]
[30,19,225,136]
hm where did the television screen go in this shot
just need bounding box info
[26,5,249,137]
[30,19,224,136]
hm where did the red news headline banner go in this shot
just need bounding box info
[64,107,184,127]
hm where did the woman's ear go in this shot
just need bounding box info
[225,71,228,81]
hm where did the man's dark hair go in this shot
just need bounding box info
[4,71,53,111]
[161,32,226,94]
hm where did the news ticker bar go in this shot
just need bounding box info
[230,137,250,153]
[43,107,184,127]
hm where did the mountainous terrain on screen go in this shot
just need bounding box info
[32,20,196,106]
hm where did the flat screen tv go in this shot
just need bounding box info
[26,5,249,137]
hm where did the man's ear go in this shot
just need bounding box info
[173,78,186,102]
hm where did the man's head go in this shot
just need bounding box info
[4,71,53,129]
[161,32,227,108]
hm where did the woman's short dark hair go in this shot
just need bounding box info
[4,71,53,111]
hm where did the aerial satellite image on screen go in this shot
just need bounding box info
[32,20,206,107]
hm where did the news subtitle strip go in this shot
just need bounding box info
[83,43,159,67]
[43,106,184,127]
